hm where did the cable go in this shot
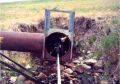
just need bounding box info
[0,52,34,76]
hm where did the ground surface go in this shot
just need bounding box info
[0,0,119,65]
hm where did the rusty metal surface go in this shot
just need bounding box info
[0,32,44,53]
[0,31,73,62]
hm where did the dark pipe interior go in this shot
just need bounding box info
[45,32,71,57]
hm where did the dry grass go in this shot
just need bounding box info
[0,0,119,30]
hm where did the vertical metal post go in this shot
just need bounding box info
[69,12,75,33]
[69,12,75,60]
[43,9,50,59]
[45,9,50,32]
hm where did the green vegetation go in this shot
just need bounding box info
[111,18,120,24]
[101,31,119,52]
[88,36,96,45]
[92,50,103,59]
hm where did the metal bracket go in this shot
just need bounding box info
[45,9,75,33]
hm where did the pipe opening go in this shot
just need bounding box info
[45,32,71,57]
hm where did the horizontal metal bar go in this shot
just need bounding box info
[45,9,75,13]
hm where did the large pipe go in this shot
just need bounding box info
[0,32,44,53]
[0,31,72,62]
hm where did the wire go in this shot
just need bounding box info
[0,52,34,76]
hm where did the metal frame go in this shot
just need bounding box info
[45,9,75,32]
[43,9,75,60]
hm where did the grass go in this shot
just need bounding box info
[101,31,119,53]
[0,0,119,29]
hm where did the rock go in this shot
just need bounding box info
[80,64,91,69]
[93,73,99,76]
[65,62,75,67]
[94,60,103,68]
[73,57,84,65]
[75,65,84,73]
[73,60,80,64]
[24,80,35,84]
[87,51,91,54]
[9,76,17,84]
[84,59,97,64]
[16,75,25,84]
[50,64,65,73]
[62,72,72,80]
[65,63,76,71]
[82,50,86,53]
[64,68,73,74]
[25,64,31,69]
[78,57,84,61]
[101,80,108,84]
[75,64,91,73]
[37,72,47,79]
